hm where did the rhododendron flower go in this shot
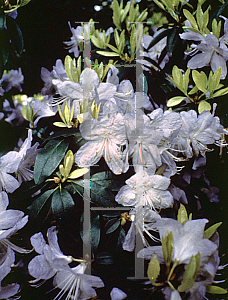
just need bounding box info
[138,218,217,265]
[115,170,173,211]
[75,113,129,174]
[1,68,24,92]
[0,191,28,253]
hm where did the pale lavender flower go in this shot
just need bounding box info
[1,68,24,92]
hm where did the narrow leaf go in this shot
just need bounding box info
[203,222,222,239]
[206,285,227,294]
[147,255,160,284]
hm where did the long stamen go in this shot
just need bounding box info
[138,143,144,164]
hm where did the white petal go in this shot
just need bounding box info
[0,283,20,299]
[0,191,9,212]
[171,290,182,300]
[30,232,46,254]
[210,52,227,79]
[0,172,20,193]
[110,287,127,300]
[75,140,105,167]
[187,52,212,69]
[28,255,56,280]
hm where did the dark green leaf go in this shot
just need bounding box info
[27,189,54,219]
[167,28,178,54]
[45,128,81,140]
[147,28,172,51]
[71,179,119,207]
[105,218,121,234]
[34,138,70,184]
[6,16,24,55]
[95,252,114,265]
[51,188,75,216]
[0,9,5,31]
[80,210,100,252]
[91,171,124,192]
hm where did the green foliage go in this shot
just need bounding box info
[162,231,174,267]
[147,255,160,285]
[178,253,201,292]
[34,138,70,184]
[206,285,228,294]
[51,188,74,216]
[177,204,188,225]
[203,222,222,239]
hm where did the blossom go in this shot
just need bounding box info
[180,31,228,79]
[28,226,73,280]
[64,22,90,58]
[114,79,153,114]
[115,170,173,211]
[53,262,104,300]
[137,30,169,70]
[0,191,29,253]
[75,113,129,174]
[0,246,20,300]
[1,68,24,92]
[0,152,20,193]
[110,287,127,300]
[173,110,227,159]
[16,129,40,183]
[137,218,217,265]
[29,227,104,300]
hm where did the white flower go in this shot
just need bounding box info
[29,226,73,280]
[0,246,20,300]
[114,80,153,114]
[0,191,28,253]
[137,30,169,70]
[123,207,161,251]
[174,110,227,158]
[115,170,173,211]
[110,287,127,300]
[16,129,40,183]
[53,262,104,300]
[0,152,20,193]
[64,22,90,58]
[75,113,129,174]
[1,68,24,92]
[125,112,163,174]
[29,226,104,300]
[138,218,217,265]
[180,31,228,79]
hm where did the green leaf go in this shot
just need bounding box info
[147,255,160,284]
[6,16,24,55]
[177,204,188,225]
[51,188,74,216]
[96,51,120,57]
[212,87,228,98]
[203,222,222,239]
[183,68,191,93]
[71,179,119,207]
[80,210,100,252]
[206,285,227,294]
[45,128,80,140]
[162,231,174,266]
[198,100,211,114]
[183,9,198,29]
[192,70,207,93]
[178,253,200,292]
[167,28,178,54]
[105,219,121,234]
[167,96,185,107]
[212,67,221,91]
[27,189,54,219]
[34,138,70,184]
[172,65,183,87]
